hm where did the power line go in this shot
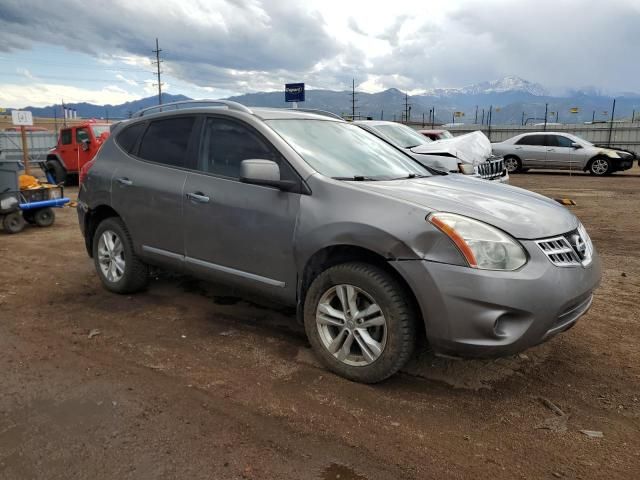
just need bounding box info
[152,38,164,106]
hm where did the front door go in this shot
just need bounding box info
[545,134,579,170]
[110,116,198,268]
[74,126,93,173]
[183,116,301,303]
[56,128,74,170]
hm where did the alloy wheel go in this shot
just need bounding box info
[315,284,387,366]
[505,157,519,173]
[97,230,125,283]
[591,158,609,175]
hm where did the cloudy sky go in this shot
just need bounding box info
[1,0,639,107]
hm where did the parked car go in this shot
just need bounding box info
[418,129,454,141]
[78,100,601,383]
[354,121,508,182]
[492,132,635,175]
[45,120,111,184]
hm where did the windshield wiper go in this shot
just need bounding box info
[387,173,430,180]
[332,175,379,181]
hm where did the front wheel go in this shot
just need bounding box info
[303,262,416,383]
[2,212,25,234]
[589,157,611,176]
[33,208,55,227]
[92,217,149,294]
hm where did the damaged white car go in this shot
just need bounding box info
[492,132,636,176]
[354,121,508,182]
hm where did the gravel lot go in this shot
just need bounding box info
[1,168,639,479]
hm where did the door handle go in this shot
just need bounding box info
[116,177,133,186]
[186,192,210,203]
[547,149,555,152]
[515,147,522,150]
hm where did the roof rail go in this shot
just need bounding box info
[292,108,343,120]
[132,99,253,118]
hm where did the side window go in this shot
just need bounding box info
[199,117,289,179]
[553,136,574,148]
[116,122,146,154]
[60,129,72,145]
[516,135,545,146]
[138,116,195,167]
[76,128,90,144]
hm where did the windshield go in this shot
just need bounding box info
[91,125,110,138]
[371,123,432,149]
[267,119,430,179]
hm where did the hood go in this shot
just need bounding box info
[410,131,492,166]
[350,174,578,239]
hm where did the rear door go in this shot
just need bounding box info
[513,134,547,168]
[182,115,301,303]
[544,134,578,170]
[57,128,74,170]
[110,116,198,268]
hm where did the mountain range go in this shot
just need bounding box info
[9,76,640,125]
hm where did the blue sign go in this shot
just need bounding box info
[285,83,305,103]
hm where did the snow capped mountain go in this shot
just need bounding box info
[422,75,548,97]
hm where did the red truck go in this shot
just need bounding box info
[45,120,111,184]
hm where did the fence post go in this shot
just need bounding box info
[607,99,616,147]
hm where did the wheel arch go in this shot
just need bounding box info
[83,204,122,257]
[585,154,609,172]
[297,244,425,342]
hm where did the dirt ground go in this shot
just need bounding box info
[1,168,639,480]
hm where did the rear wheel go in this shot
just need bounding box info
[504,155,522,173]
[33,208,55,227]
[92,217,149,294]
[589,157,611,176]
[2,212,25,234]
[304,262,416,383]
[46,160,67,185]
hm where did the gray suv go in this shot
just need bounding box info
[78,100,601,383]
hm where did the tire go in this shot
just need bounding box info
[33,208,55,227]
[46,160,67,185]
[588,157,611,176]
[303,262,416,383]
[504,155,522,173]
[92,217,149,294]
[2,212,26,234]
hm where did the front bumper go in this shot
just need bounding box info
[390,240,601,357]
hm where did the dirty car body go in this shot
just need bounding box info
[355,121,508,183]
[77,101,601,383]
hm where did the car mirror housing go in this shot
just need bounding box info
[571,142,582,149]
[239,159,297,192]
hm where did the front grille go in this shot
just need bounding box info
[536,224,593,267]
[477,156,505,180]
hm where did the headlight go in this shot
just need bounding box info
[458,163,475,175]
[428,212,527,270]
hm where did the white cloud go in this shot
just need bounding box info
[0,82,140,107]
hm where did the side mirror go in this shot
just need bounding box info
[239,159,297,192]
[571,142,582,149]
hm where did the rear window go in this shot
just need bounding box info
[137,117,195,167]
[116,123,146,154]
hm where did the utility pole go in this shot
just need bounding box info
[607,98,616,147]
[475,105,478,124]
[105,108,109,124]
[152,38,164,106]
[521,111,525,126]
[543,103,548,131]
[422,112,425,127]
[380,110,383,120]
[481,109,485,126]
[592,110,596,123]
[403,92,410,124]
[351,78,357,120]
[632,110,635,123]
[431,107,435,128]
